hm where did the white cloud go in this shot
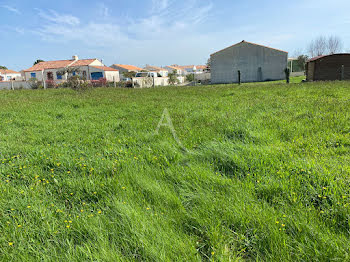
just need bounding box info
[36,9,80,26]
[2,5,21,14]
[33,1,214,65]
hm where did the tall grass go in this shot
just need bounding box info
[0,81,349,261]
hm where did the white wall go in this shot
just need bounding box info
[105,71,120,82]
[0,81,31,90]
[195,73,211,82]
[24,69,67,81]
[132,76,185,88]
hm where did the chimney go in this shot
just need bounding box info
[72,55,79,61]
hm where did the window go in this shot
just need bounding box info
[7,76,12,80]
[72,71,76,76]
[57,73,62,80]
[135,72,148,78]
[31,73,36,79]
[82,71,87,79]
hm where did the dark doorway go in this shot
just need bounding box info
[47,72,54,80]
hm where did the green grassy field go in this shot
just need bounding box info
[0,80,349,261]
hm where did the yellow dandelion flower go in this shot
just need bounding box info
[66,225,70,228]
[8,242,13,246]
[27,206,31,209]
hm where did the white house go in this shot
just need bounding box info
[210,40,288,84]
[178,65,207,75]
[164,65,184,75]
[143,65,169,77]
[0,69,22,81]
[23,56,120,82]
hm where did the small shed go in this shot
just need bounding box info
[306,54,350,81]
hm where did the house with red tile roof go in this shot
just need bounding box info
[0,69,21,81]
[23,56,119,82]
[110,64,144,80]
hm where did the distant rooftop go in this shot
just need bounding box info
[111,64,144,71]
[0,69,20,74]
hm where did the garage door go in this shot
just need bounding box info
[91,72,103,80]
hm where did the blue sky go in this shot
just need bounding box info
[1,0,350,71]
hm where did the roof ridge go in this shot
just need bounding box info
[307,53,350,62]
[211,40,288,56]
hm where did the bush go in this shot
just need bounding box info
[63,76,92,91]
[45,80,57,89]
[91,78,107,87]
[28,78,43,89]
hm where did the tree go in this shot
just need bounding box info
[308,36,327,57]
[307,36,343,57]
[168,70,179,85]
[327,36,343,54]
[123,71,136,79]
[186,74,195,82]
[205,58,211,72]
[34,59,44,65]
[0,66,8,70]
[296,55,309,71]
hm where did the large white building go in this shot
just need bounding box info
[210,41,288,84]
[23,56,120,82]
